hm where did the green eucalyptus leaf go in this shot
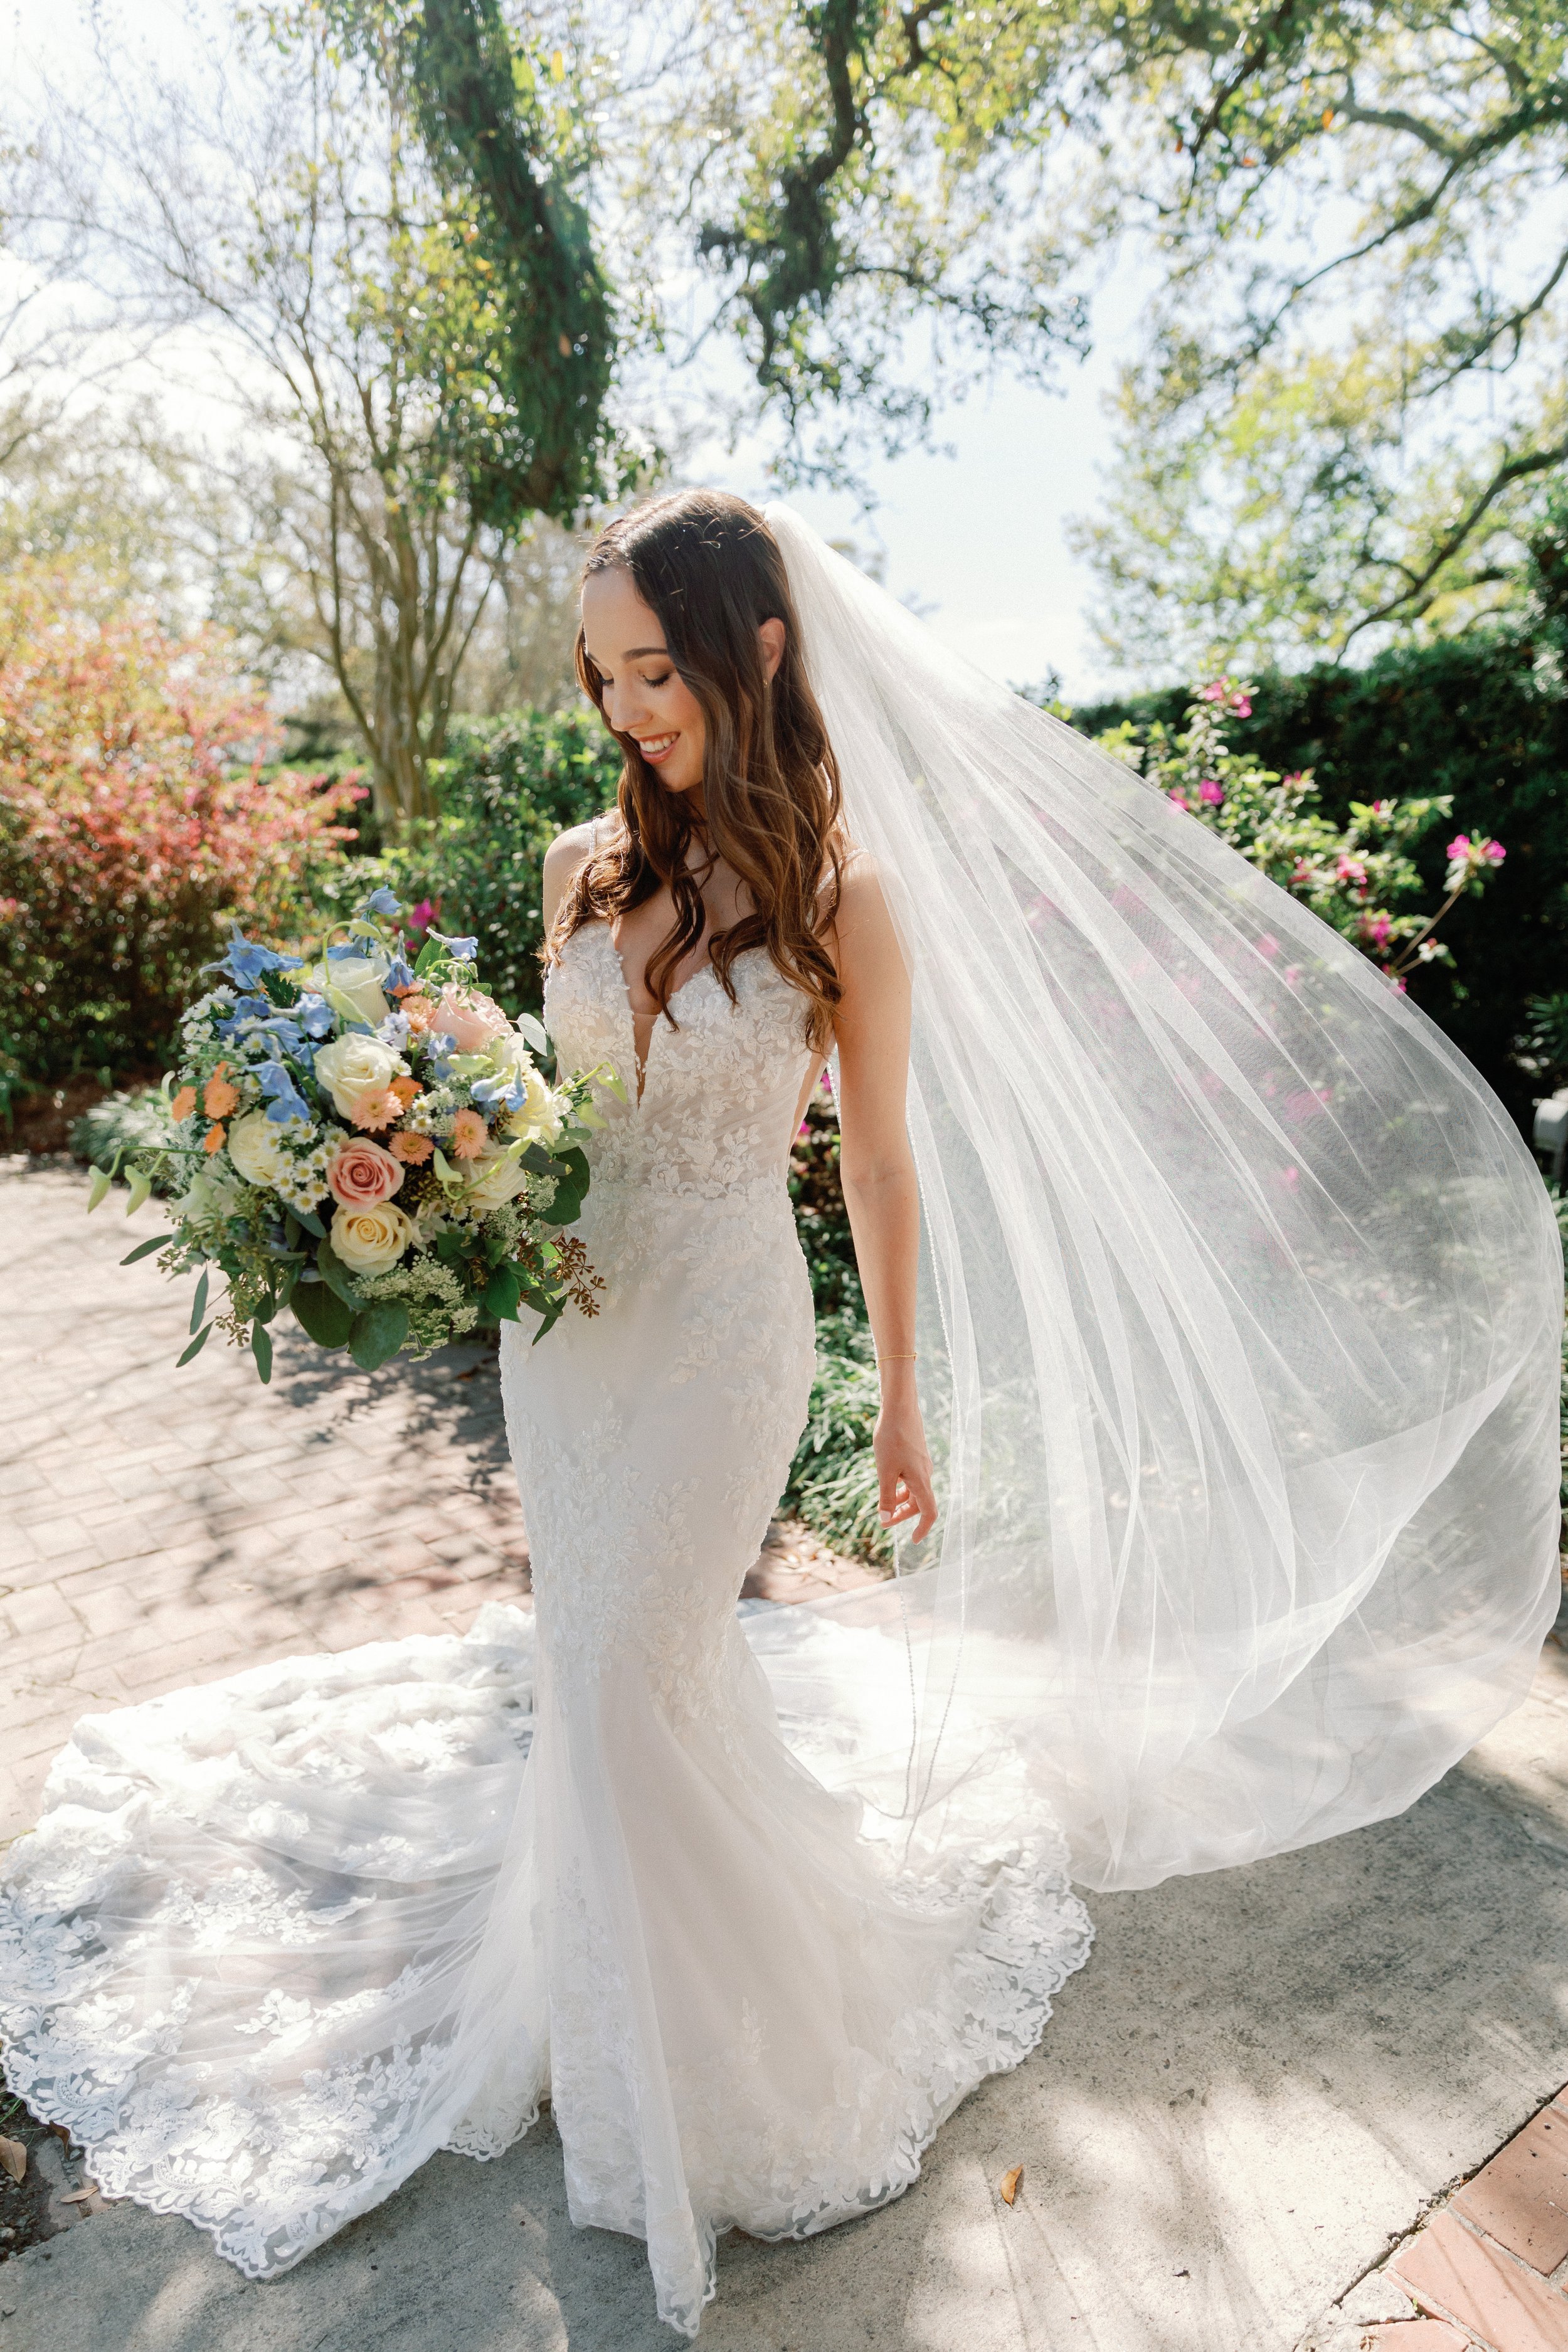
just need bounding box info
[252,1323,273,1384]
[121,1232,173,1265]
[315,1239,363,1307]
[348,1301,410,1372]
[177,1323,212,1367]
[291,1281,356,1349]
[190,1270,209,1334]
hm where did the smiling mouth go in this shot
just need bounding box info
[635,733,679,763]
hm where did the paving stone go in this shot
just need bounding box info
[1452,2099,1568,2272]
[1392,2208,1568,2351]
[1362,2323,1471,2349]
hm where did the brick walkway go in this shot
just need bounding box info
[1309,2080,1568,2350]
[0,1158,877,1845]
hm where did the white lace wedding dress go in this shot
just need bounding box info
[0,919,1093,2338]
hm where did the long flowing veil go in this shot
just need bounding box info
[760,501,1562,1895]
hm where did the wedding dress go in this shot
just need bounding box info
[3,504,1561,2334]
[0,913,1094,2338]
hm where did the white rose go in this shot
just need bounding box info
[501,1059,563,1147]
[464,1147,531,1213]
[226,1108,288,1187]
[330,1200,415,1274]
[307,953,391,1029]
[313,1033,404,1120]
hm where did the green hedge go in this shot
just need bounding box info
[1075,635,1568,1134]
[320,709,623,1018]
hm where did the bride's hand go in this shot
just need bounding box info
[874,1398,938,1545]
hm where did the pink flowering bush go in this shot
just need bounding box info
[1093,677,1505,984]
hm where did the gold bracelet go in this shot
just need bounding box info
[876,1352,918,1364]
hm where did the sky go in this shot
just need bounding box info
[2,0,1145,702]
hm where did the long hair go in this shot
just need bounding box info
[550,489,845,1052]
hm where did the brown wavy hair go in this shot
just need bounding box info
[549,489,845,1052]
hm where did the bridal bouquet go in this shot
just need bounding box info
[98,889,618,1379]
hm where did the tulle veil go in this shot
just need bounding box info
[752,501,1563,1895]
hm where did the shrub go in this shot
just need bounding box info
[0,569,357,1114]
[70,1086,177,1180]
[1090,677,1504,983]
[324,710,623,1017]
[781,1310,890,1565]
[788,1081,862,1317]
[1075,633,1568,1132]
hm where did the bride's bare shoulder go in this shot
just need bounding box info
[542,820,601,927]
[830,845,891,929]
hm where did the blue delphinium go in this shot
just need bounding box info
[206,926,305,988]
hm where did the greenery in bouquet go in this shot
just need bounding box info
[95,889,620,1378]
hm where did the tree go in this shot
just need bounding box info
[24,0,622,827]
[1068,1,1568,669]
[667,3,1565,656]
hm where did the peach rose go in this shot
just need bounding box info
[435,985,510,1053]
[326,1135,405,1210]
[390,1131,434,1165]
[450,1107,488,1160]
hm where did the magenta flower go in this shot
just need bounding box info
[1446,835,1471,865]
[1483,839,1506,866]
[407,897,435,933]
[1361,913,1392,947]
[1168,788,1190,812]
[1231,695,1252,718]
[1197,779,1225,805]
[1200,681,1229,703]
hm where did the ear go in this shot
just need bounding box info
[758,616,786,684]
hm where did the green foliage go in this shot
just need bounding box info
[782,1309,890,1565]
[1076,632,1568,1131]
[1070,4,1568,665]
[324,0,619,530]
[325,707,622,1016]
[788,1086,862,1315]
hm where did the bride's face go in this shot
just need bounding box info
[581,568,707,797]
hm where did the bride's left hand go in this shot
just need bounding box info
[874,1404,938,1545]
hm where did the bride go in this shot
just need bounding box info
[1,491,1560,2339]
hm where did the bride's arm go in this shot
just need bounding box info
[831,861,938,1546]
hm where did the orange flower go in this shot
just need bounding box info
[389,1075,421,1108]
[204,1061,239,1119]
[203,1122,227,1155]
[450,1107,487,1159]
[349,1088,403,1132]
[401,995,437,1032]
[171,1084,197,1122]
[390,1131,434,1164]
